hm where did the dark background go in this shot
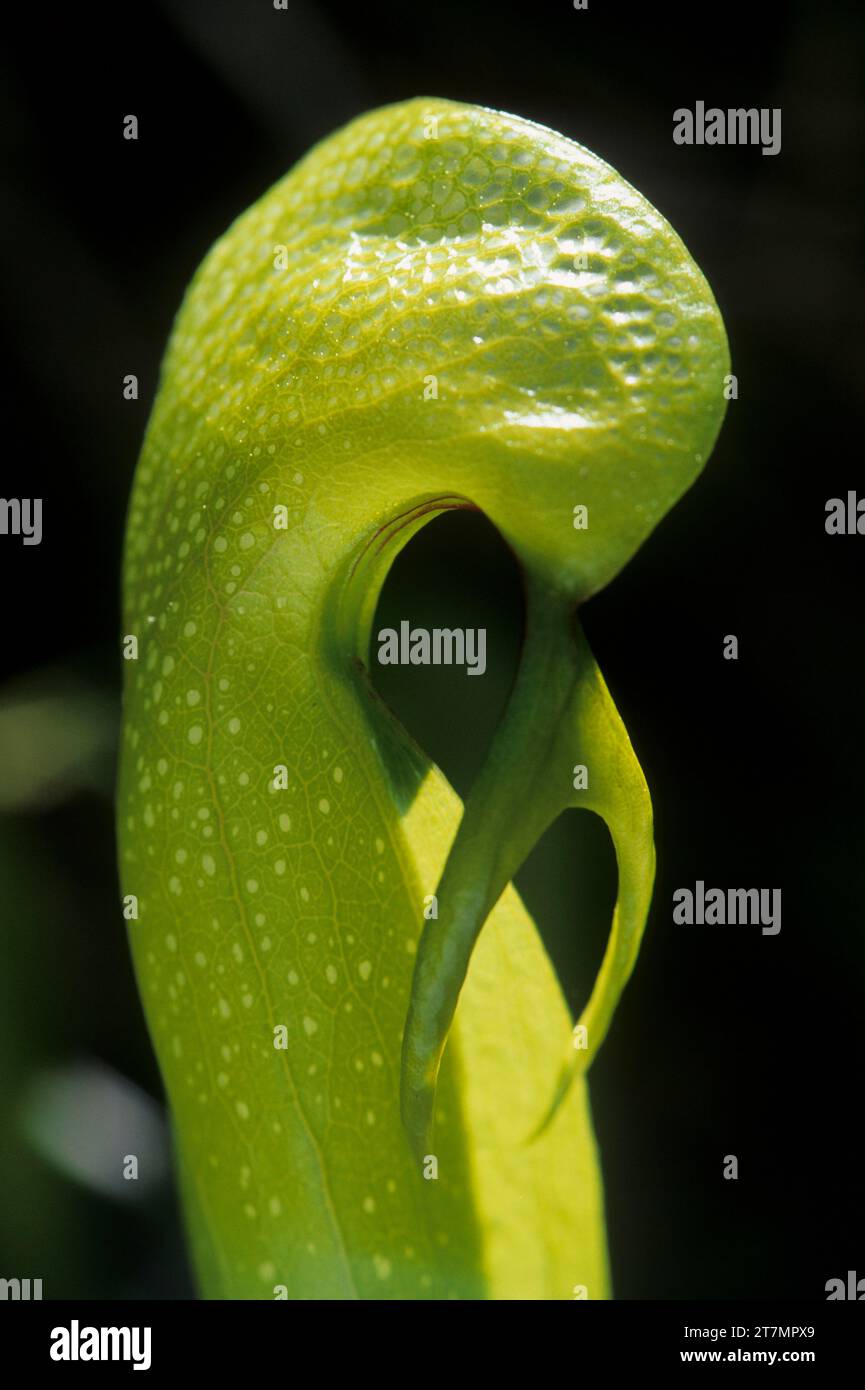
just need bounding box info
[1,0,862,1299]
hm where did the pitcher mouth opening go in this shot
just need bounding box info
[349,495,478,582]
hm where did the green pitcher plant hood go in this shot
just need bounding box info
[118,97,729,1300]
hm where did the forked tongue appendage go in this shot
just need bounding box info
[399,574,656,1159]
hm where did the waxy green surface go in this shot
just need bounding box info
[118,97,728,1298]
